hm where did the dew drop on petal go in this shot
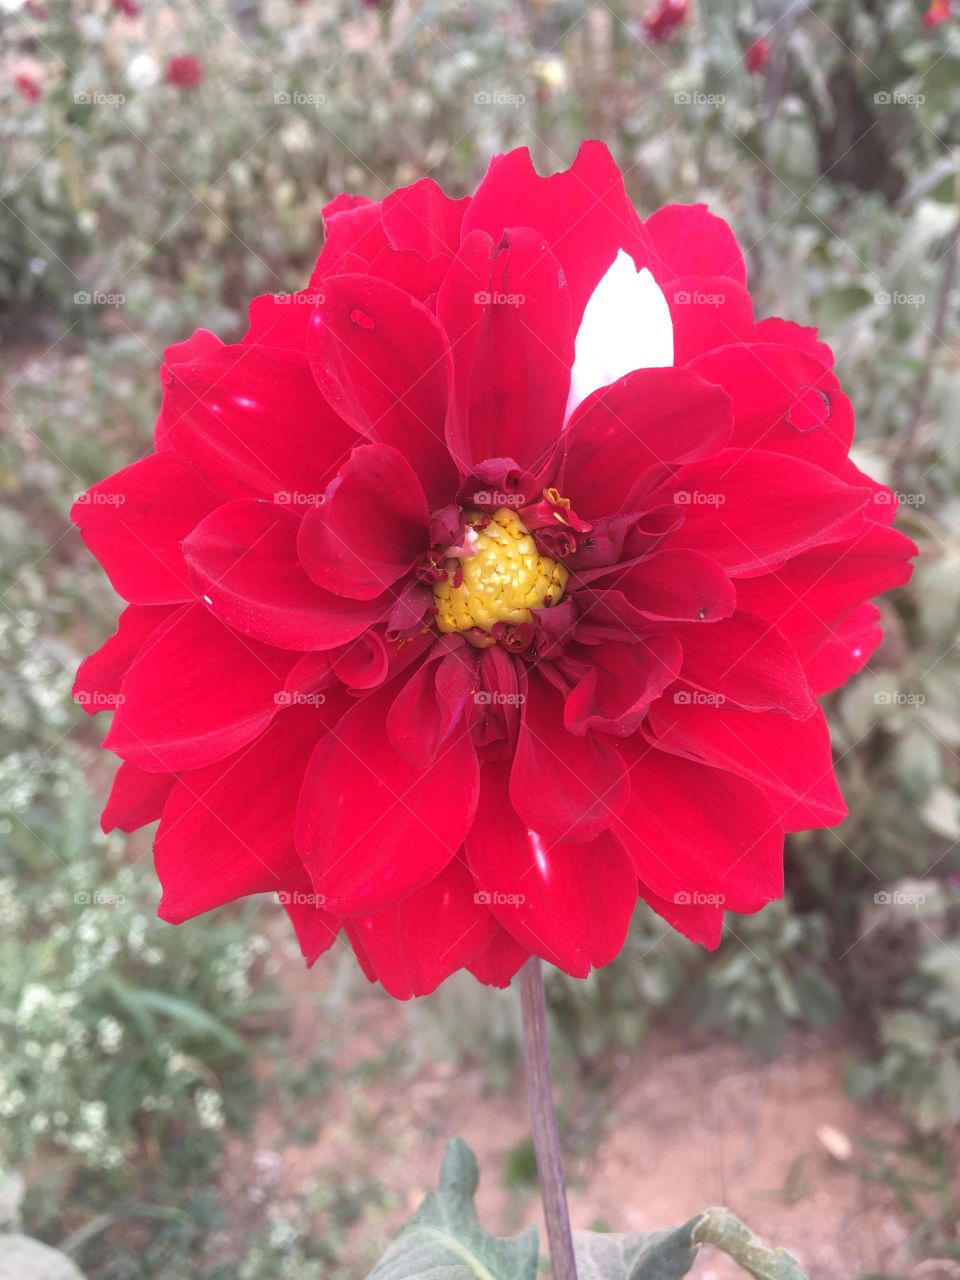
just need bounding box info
[787,385,830,434]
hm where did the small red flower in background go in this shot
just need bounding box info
[745,38,770,73]
[642,0,688,42]
[922,0,951,24]
[113,0,143,17]
[24,1,48,19]
[166,55,203,88]
[14,71,42,102]
[73,143,916,999]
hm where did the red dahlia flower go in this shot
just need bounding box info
[642,0,688,43]
[745,38,770,73]
[166,55,203,88]
[14,71,43,102]
[73,143,916,999]
[922,0,951,24]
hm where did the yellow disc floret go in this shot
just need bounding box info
[433,508,568,645]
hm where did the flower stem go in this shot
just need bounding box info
[518,956,578,1280]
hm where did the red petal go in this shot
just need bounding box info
[754,317,834,367]
[381,176,469,260]
[635,876,724,949]
[605,548,737,622]
[647,698,847,831]
[242,290,323,352]
[155,329,223,450]
[657,449,871,574]
[387,642,477,767]
[467,761,636,978]
[344,858,498,999]
[72,454,219,605]
[296,681,479,915]
[805,602,883,695]
[510,672,629,842]
[462,142,654,326]
[101,761,176,833]
[564,635,682,735]
[310,196,386,279]
[645,203,747,285]
[164,344,358,500]
[104,604,296,771]
[467,927,530,987]
[74,604,178,715]
[437,228,573,475]
[688,344,853,472]
[156,703,336,922]
[613,746,783,912]
[733,522,916,660]
[663,277,756,366]
[184,499,388,649]
[674,612,816,718]
[284,891,340,966]
[561,367,732,519]
[296,443,429,600]
[306,275,457,506]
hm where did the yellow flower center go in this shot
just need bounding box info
[433,508,569,647]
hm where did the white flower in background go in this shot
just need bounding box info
[531,55,569,93]
[78,14,106,41]
[127,53,161,89]
[0,0,27,12]
[195,1087,224,1131]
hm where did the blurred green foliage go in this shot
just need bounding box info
[3,0,960,1273]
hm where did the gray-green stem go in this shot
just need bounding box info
[518,956,578,1280]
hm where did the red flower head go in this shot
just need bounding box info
[14,71,42,102]
[73,144,916,999]
[166,55,203,88]
[113,0,143,17]
[922,0,951,24]
[745,38,770,73]
[642,0,688,42]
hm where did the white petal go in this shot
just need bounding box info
[564,251,674,424]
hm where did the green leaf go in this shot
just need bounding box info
[129,990,248,1056]
[693,1208,809,1280]
[366,1139,539,1280]
[572,1219,699,1279]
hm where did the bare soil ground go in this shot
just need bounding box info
[218,953,947,1280]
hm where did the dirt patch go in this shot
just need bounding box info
[216,951,930,1279]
